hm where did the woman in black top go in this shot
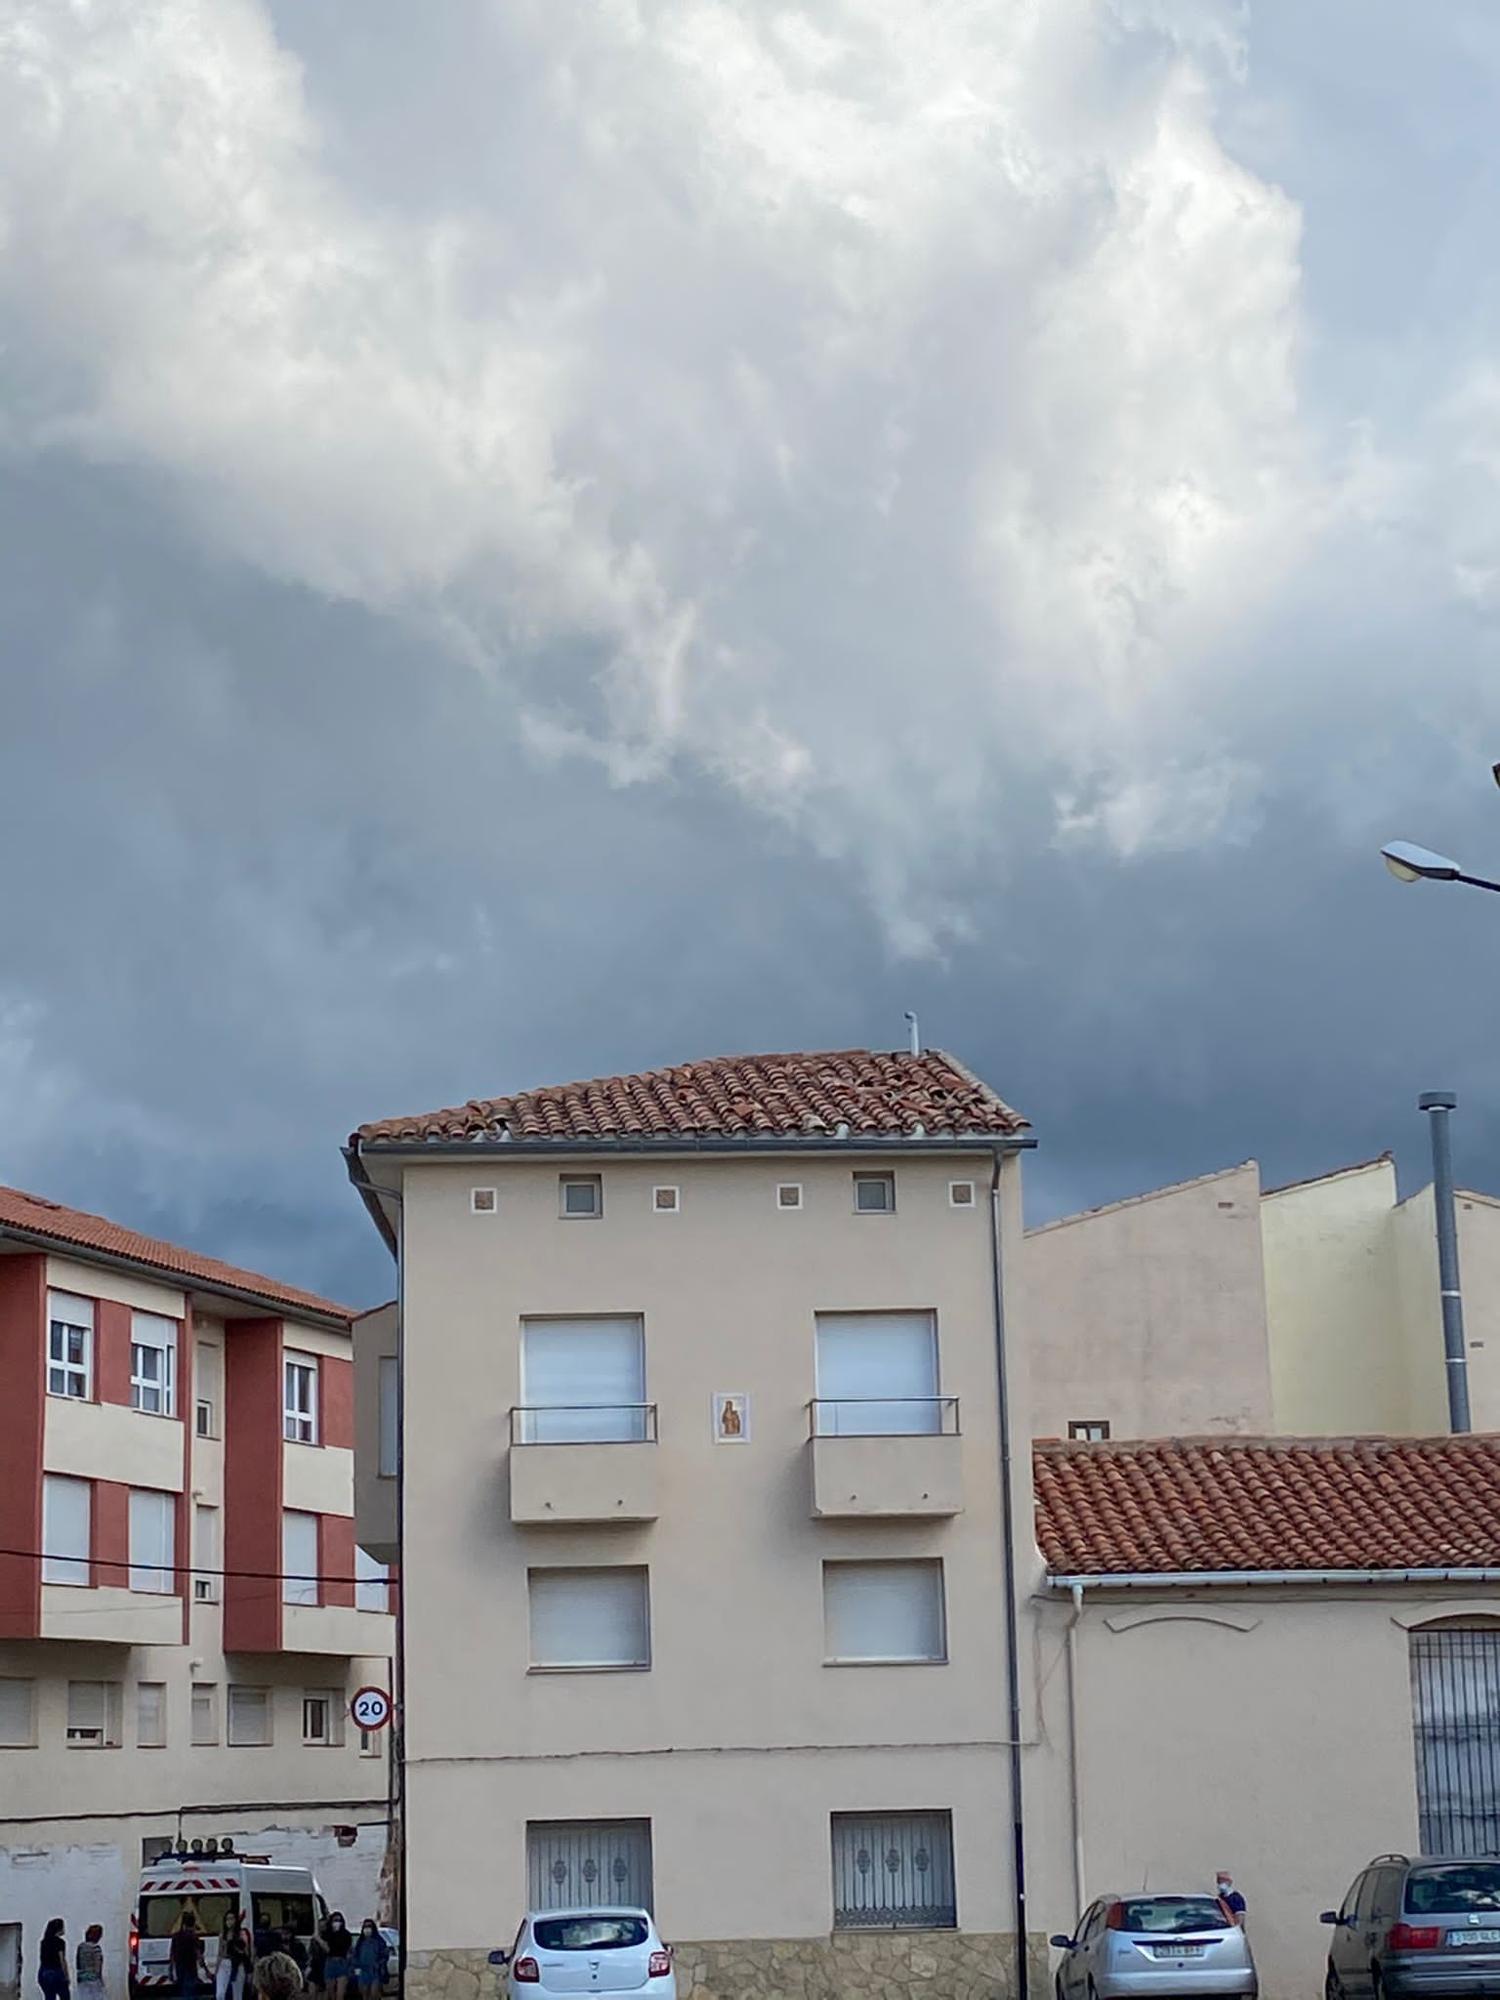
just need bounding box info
[39,1919,70,2000]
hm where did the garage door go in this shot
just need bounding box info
[527,1819,654,1914]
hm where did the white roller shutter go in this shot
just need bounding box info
[823,1561,945,1661]
[42,1475,91,1586]
[520,1318,645,1442]
[528,1567,649,1668]
[129,1490,175,1594]
[814,1311,938,1434]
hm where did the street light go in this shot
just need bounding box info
[1380,839,1500,895]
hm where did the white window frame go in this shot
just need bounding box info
[282,1510,320,1607]
[227,1685,272,1747]
[302,1691,341,1746]
[66,1680,122,1749]
[823,1560,947,1665]
[359,1726,382,1758]
[559,1174,603,1219]
[193,1503,219,1602]
[0,1677,37,1749]
[527,1566,651,1671]
[1067,1419,1111,1442]
[355,1546,389,1614]
[651,1185,680,1213]
[128,1488,176,1595]
[130,1313,177,1417]
[776,1182,804,1211]
[191,1682,219,1746]
[948,1180,976,1208]
[813,1310,941,1437]
[283,1351,320,1444]
[195,1339,222,1437]
[136,1680,167,1749]
[853,1170,896,1214]
[42,1474,91,1587]
[471,1187,498,1214]
[47,1292,94,1400]
[518,1316,648,1444]
[378,1355,398,1478]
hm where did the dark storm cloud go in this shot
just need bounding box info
[3,0,1500,1301]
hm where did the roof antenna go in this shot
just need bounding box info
[904,1010,921,1057]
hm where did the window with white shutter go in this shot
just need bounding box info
[282,1511,320,1606]
[137,1681,167,1748]
[47,1292,94,1399]
[528,1567,650,1669]
[0,1678,35,1748]
[814,1311,939,1435]
[227,1686,272,1746]
[519,1317,647,1443]
[355,1546,389,1614]
[130,1313,177,1416]
[42,1475,91,1586]
[67,1680,122,1749]
[193,1504,219,1602]
[195,1340,223,1437]
[283,1351,319,1443]
[191,1683,219,1745]
[128,1490,175,1594]
[823,1561,946,1663]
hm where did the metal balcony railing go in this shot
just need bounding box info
[809,1397,960,1439]
[510,1404,658,1446]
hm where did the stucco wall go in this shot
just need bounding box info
[1023,1165,1271,1441]
[1030,1587,1485,2000]
[1262,1159,1407,1434]
[395,1148,1035,1952]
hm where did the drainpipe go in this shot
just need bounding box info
[1420,1092,1472,1434]
[989,1152,1030,2000]
[1065,1583,1086,1915]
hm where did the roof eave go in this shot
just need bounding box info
[350,1130,1034,1160]
[0,1221,352,1330]
[1046,1566,1500,1591]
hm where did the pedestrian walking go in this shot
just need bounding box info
[170,1914,207,1999]
[75,1926,107,2000]
[38,1920,70,2000]
[216,1917,254,2000]
[319,1917,353,2000]
[351,1925,388,2000]
[1216,1873,1247,1927]
[304,1924,325,1999]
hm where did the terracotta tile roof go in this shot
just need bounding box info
[354,1049,1029,1147]
[0,1184,352,1323]
[1034,1435,1500,1577]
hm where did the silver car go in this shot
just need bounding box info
[1053,1893,1258,2000]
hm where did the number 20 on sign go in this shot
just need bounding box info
[351,1686,393,1731]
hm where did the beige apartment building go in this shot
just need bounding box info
[1025,1152,1500,1442]
[346,1050,1044,2000]
[0,1185,395,2000]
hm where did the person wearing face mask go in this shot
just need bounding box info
[1216,1873,1247,1926]
[351,1924,388,2000]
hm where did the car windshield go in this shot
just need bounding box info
[532,1918,648,1953]
[1406,1866,1500,1914]
[1119,1898,1229,1937]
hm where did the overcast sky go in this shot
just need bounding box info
[5,0,1500,1306]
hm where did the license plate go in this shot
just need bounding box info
[1152,1945,1206,1959]
[1449,1931,1500,1947]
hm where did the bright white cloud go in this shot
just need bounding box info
[0,0,1322,943]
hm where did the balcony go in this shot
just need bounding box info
[508,1405,660,1525]
[808,1399,963,1518]
[40,1583,182,1647]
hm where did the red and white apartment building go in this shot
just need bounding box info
[0,1184,394,1999]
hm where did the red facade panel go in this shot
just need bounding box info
[0,1255,45,1637]
[319,1514,356,1608]
[93,1480,130,1590]
[321,1355,354,1451]
[96,1298,133,1406]
[223,1318,284,1652]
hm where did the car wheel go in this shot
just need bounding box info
[1325,1966,1342,2000]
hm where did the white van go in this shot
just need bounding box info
[131,1843,327,1997]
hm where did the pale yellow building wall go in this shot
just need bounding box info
[1033,1588,1483,2000]
[1022,1164,1271,1440]
[1262,1159,1408,1434]
[394,1147,1032,1953]
[1454,1195,1500,1432]
[1392,1187,1451,1435]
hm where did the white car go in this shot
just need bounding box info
[498,1907,675,1999]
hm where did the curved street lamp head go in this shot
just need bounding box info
[1382,839,1462,884]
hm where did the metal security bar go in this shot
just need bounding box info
[1412,1628,1500,1854]
[510,1404,658,1445]
[809,1398,960,1439]
[831,1811,956,1929]
[527,1818,654,1914]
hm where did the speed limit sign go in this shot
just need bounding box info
[351,1686,393,1731]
